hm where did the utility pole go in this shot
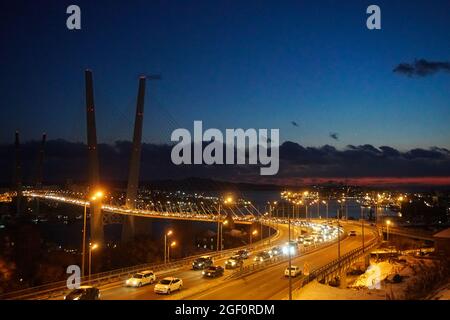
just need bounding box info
[361,206,365,252]
[288,207,293,300]
[216,202,221,252]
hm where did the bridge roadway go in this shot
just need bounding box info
[50,222,373,300]
[24,191,254,224]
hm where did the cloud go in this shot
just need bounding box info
[1,140,450,187]
[329,132,339,141]
[393,59,450,77]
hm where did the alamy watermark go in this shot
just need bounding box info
[170,121,279,176]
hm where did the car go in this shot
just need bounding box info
[225,255,244,269]
[253,251,271,262]
[192,256,214,270]
[284,266,302,277]
[302,239,312,247]
[235,249,250,259]
[154,277,183,294]
[125,270,156,287]
[202,266,224,278]
[269,246,282,256]
[64,286,100,300]
[349,230,357,236]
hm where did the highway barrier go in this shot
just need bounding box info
[295,229,381,291]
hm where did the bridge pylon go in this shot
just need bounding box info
[85,70,104,246]
[122,75,160,242]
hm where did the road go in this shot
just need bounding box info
[80,221,374,300]
[187,223,374,300]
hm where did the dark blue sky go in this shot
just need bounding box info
[1,0,450,150]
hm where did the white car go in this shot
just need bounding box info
[125,270,156,287]
[284,266,302,277]
[154,277,183,294]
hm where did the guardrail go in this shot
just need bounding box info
[0,223,280,300]
[295,230,381,290]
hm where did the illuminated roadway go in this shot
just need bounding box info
[54,223,374,300]
[21,191,376,300]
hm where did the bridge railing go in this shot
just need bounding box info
[294,229,381,291]
[0,223,280,300]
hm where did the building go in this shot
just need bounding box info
[433,228,450,257]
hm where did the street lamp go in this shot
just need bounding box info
[386,220,392,241]
[82,190,104,278]
[250,229,258,245]
[88,242,99,281]
[217,196,233,251]
[322,200,329,220]
[164,230,173,264]
[167,241,176,262]
[288,202,292,300]
[361,205,365,252]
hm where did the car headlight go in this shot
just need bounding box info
[202,271,205,275]
[74,296,80,300]
[231,261,236,265]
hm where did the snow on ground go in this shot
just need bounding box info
[293,281,386,300]
[291,253,449,300]
[351,261,394,288]
[429,283,450,300]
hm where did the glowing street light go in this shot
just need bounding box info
[386,220,392,241]
[82,190,104,278]
[88,242,99,280]
[218,196,233,251]
[250,229,258,245]
[168,241,177,262]
[164,230,173,264]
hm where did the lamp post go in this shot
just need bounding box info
[250,229,258,245]
[361,205,365,252]
[168,241,176,262]
[288,204,292,300]
[322,200,329,220]
[303,191,309,221]
[386,220,391,241]
[221,219,228,250]
[336,209,341,265]
[317,198,320,219]
[82,190,103,278]
[88,243,98,281]
[217,197,233,251]
[164,230,173,264]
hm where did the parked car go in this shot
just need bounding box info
[64,286,100,300]
[253,251,271,262]
[192,256,213,270]
[225,255,244,269]
[154,277,183,294]
[125,270,156,287]
[235,249,250,259]
[202,266,224,278]
[284,266,302,277]
[349,230,357,236]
